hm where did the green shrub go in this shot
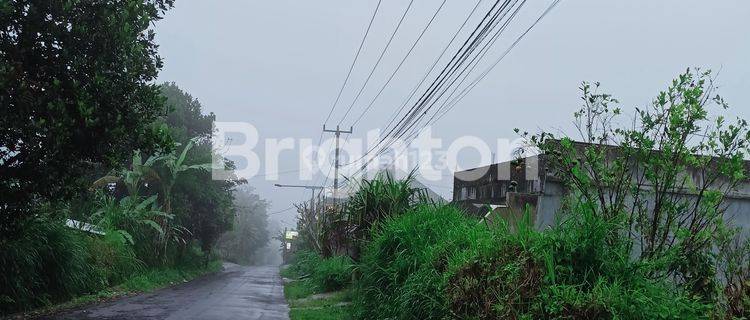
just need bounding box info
[87,232,144,286]
[343,170,430,260]
[282,250,323,279]
[351,200,711,319]
[446,202,710,319]
[353,205,493,320]
[312,255,353,292]
[283,251,353,294]
[0,218,104,314]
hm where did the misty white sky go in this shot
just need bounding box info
[154,1,750,228]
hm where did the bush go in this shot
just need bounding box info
[343,170,430,260]
[0,218,104,314]
[353,205,493,320]
[283,251,353,294]
[350,200,710,319]
[446,201,710,319]
[312,255,353,292]
[282,250,323,279]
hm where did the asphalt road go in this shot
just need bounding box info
[47,264,289,320]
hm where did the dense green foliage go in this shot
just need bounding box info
[282,252,354,320]
[282,250,354,294]
[351,202,708,319]
[342,170,428,259]
[0,0,175,235]
[283,70,750,319]
[354,205,494,319]
[1,217,105,310]
[520,69,750,317]
[311,255,354,292]
[0,0,270,317]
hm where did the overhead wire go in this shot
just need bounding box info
[323,0,384,125]
[309,0,384,202]
[337,0,417,126]
[345,0,514,174]
[350,0,562,178]
[349,0,448,127]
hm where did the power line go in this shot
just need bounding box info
[350,0,561,178]
[337,0,416,126]
[386,0,550,155]
[424,0,563,130]
[387,0,520,143]
[350,0,448,128]
[268,206,296,216]
[323,0,383,125]
[345,0,515,172]
[387,0,526,144]
[364,0,563,175]
[374,0,485,141]
[313,1,383,206]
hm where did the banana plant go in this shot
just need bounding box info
[156,138,212,216]
[91,138,210,261]
[90,192,168,246]
[92,150,164,198]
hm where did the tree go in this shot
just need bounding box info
[160,82,215,142]
[521,69,750,300]
[0,0,174,236]
[215,187,271,265]
[158,83,244,255]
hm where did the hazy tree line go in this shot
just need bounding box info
[0,1,272,314]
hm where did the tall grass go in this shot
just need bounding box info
[311,255,353,292]
[344,170,431,259]
[1,207,215,315]
[282,250,354,294]
[354,205,494,319]
[351,199,710,319]
[0,217,103,314]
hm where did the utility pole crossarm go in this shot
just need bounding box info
[323,125,353,134]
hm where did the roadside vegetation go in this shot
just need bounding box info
[284,69,750,319]
[281,251,354,320]
[0,1,270,316]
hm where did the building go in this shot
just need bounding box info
[453,143,750,231]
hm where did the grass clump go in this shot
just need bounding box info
[0,218,107,313]
[0,216,222,316]
[311,255,353,292]
[281,250,322,279]
[282,252,353,320]
[446,204,708,319]
[351,201,710,319]
[119,260,222,292]
[282,250,353,294]
[284,279,319,300]
[289,305,352,320]
[353,204,493,320]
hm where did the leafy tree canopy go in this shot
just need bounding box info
[0,0,175,235]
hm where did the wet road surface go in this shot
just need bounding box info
[47,264,289,320]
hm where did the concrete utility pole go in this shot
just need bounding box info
[274,184,325,213]
[323,125,353,207]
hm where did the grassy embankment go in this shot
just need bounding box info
[280,252,353,320]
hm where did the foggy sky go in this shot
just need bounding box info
[154,1,750,228]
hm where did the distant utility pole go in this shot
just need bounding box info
[274,184,325,214]
[323,125,353,207]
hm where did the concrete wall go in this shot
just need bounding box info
[532,180,750,235]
